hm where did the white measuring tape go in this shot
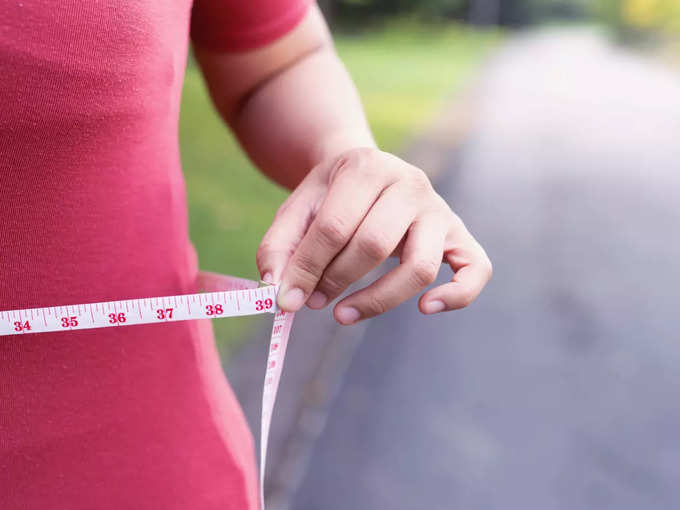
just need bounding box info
[0,270,294,510]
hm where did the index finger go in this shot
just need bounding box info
[278,152,396,311]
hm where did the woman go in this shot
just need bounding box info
[0,1,491,508]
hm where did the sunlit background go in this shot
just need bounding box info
[179,1,680,508]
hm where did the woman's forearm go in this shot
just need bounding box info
[229,44,375,189]
[195,5,375,189]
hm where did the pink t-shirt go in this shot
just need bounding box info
[0,1,308,508]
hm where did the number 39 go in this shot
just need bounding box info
[255,298,273,311]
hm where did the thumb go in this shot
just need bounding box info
[256,181,323,284]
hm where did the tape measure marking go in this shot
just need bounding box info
[0,271,293,510]
[0,288,279,336]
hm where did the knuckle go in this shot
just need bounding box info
[410,258,439,287]
[316,215,351,249]
[256,241,275,266]
[468,240,493,282]
[409,172,433,197]
[451,212,466,229]
[362,294,388,317]
[333,147,377,178]
[434,195,453,215]
[483,257,493,280]
[273,201,290,220]
[292,251,324,283]
[346,147,375,167]
[318,272,347,296]
[256,241,292,266]
[356,232,392,261]
[458,288,476,308]
[256,242,270,262]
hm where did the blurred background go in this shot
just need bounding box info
[179,1,680,508]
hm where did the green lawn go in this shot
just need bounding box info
[178,23,500,355]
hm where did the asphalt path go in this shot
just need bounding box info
[289,29,680,509]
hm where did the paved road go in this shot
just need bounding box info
[289,29,680,509]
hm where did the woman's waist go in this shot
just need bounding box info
[0,225,199,312]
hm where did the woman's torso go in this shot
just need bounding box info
[0,2,258,508]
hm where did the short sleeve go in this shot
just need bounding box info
[190,0,312,52]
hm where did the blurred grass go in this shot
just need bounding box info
[179,22,500,356]
[336,22,501,149]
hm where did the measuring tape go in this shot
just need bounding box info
[0,270,294,510]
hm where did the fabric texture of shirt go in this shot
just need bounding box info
[0,1,308,508]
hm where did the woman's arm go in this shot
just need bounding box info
[194,5,492,324]
[195,6,372,188]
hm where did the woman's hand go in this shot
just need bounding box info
[257,147,492,325]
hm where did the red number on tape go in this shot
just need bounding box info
[205,304,223,316]
[108,312,126,324]
[256,299,274,311]
[156,308,173,320]
[61,316,78,328]
[13,320,31,332]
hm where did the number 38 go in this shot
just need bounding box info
[205,304,223,316]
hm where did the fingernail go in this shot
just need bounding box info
[336,306,361,325]
[262,272,274,284]
[278,287,306,311]
[307,291,328,309]
[423,300,446,314]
